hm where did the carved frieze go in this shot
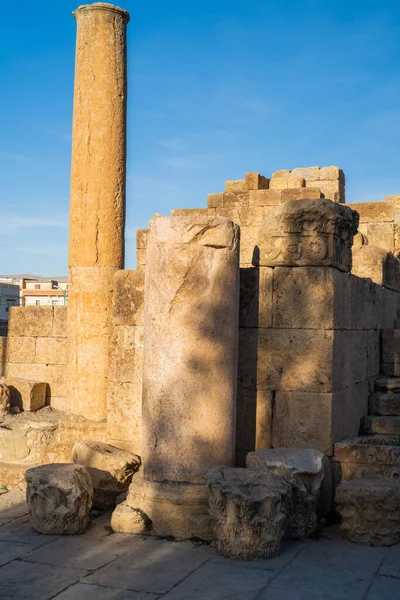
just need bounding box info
[256,199,359,272]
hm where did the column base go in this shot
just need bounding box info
[110,477,214,541]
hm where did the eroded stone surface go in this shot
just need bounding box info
[0,382,11,419]
[72,439,141,509]
[247,448,327,539]
[257,198,358,272]
[336,479,400,546]
[207,466,291,559]
[25,463,93,534]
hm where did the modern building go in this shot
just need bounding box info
[0,275,68,307]
[0,282,20,335]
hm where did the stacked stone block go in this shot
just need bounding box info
[107,269,144,455]
[351,198,399,254]
[2,306,68,410]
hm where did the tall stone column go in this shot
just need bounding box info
[67,3,130,421]
[112,215,240,540]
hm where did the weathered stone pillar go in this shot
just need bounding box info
[112,215,240,539]
[68,3,130,421]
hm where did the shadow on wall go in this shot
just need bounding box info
[0,334,7,378]
[143,241,238,486]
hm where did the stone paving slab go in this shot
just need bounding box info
[0,492,399,600]
[54,582,159,599]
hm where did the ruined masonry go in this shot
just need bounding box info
[1,1,400,545]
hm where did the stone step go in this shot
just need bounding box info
[364,416,400,436]
[369,393,400,416]
[375,378,400,394]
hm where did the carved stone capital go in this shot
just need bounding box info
[257,199,359,272]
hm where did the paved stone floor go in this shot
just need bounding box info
[1,490,400,599]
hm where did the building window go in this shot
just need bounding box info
[35,284,40,290]
[35,300,40,306]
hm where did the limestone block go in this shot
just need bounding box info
[281,187,322,202]
[247,448,327,539]
[67,289,114,336]
[257,199,358,272]
[52,306,68,336]
[350,202,394,223]
[239,328,335,393]
[270,171,290,190]
[287,175,305,188]
[207,193,224,208]
[367,222,395,251]
[272,267,350,330]
[113,270,144,326]
[112,477,213,540]
[352,246,400,291]
[319,166,345,182]
[245,172,269,190]
[136,249,147,266]
[367,329,380,377]
[290,167,320,181]
[171,208,216,217]
[142,215,239,485]
[5,363,46,383]
[72,440,141,509]
[239,267,273,328]
[207,466,291,559]
[272,384,368,456]
[272,391,333,455]
[0,383,10,419]
[248,190,282,206]
[67,332,108,411]
[336,479,400,546]
[5,378,46,412]
[108,325,143,384]
[25,464,93,535]
[317,180,345,203]
[8,307,53,338]
[6,337,36,364]
[334,436,400,467]
[45,364,67,397]
[235,387,273,456]
[219,206,265,228]
[48,396,69,411]
[270,179,289,190]
[223,191,249,207]
[382,330,400,375]
[272,170,291,179]
[107,381,142,456]
[136,228,149,249]
[239,228,259,265]
[35,337,67,366]
[225,179,247,193]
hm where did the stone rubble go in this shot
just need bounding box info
[246,448,328,539]
[72,439,141,509]
[25,463,93,534]
[207,466,291,559]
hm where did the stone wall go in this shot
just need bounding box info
[0,306,68,410]
[106,270,144,454]
[351,196,400,253]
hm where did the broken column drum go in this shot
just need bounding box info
[67,3,130,421]
[112,215,240,540]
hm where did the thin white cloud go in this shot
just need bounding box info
[1,151,30,163]
[162,153,222,169]
[2,214,68,235]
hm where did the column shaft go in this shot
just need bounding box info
[68,3,129,421]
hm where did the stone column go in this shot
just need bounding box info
[112,215,240,540]
[67,3,130,421]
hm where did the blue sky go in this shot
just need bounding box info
[1,0,400,275]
